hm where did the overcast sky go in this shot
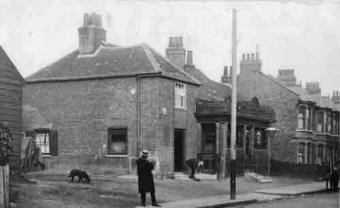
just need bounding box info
[0,0,339,96]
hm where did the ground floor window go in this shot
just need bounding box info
[35,130,50,154]
[254,128,267,149]
[297,143,305,164]
[108,127,128,155]
[25,129,58,156]
[317,144,323,164]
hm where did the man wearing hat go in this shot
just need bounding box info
[136,149,161,207]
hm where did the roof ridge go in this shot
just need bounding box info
[261,72,298,95]
[140,44,161,72]
[145,45,201,85]
[0,46,25,84]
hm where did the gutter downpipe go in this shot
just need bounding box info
[137,76,141,158]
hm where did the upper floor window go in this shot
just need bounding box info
[108,127,128,155]
[298,106,307,129]
[335,113,340,135]
[317,111,324,133]
[327,113,333,134]
[175,82,187,109]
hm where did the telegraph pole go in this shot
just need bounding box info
[230,8,237,200]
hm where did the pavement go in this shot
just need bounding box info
[135,180,335,208]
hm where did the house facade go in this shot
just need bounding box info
[24,13,200,177]
[221,51,340,176]
[0,46,24,170]
[24,13,277,177]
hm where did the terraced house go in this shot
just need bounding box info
[222,52,340,176]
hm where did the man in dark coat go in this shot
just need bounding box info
[185,158,204,181]
[137,149,161,207]
[330,165,339,192]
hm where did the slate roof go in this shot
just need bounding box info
[26,43,200,85]
[289,86,338,111]
[252,71,338,112]
[182,65,248,102]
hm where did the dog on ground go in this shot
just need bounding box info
[68,169,91,183]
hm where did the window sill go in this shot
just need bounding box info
[105,154,128,158]
[175,107,187,110]
[42,155,52,158]
[315,133,331,136]
[296,129,314,134]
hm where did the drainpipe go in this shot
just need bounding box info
[136,76,141,158]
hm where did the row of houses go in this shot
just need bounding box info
[1,13,339,178]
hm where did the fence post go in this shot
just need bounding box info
[0,164,9,208]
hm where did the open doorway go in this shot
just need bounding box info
[174,129,185,171]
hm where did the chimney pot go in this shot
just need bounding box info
[242,54,245,61]
[186,50,193,65]
[251,53,255,60]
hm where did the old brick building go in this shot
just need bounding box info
[24,13,276,177]
[0,46,24,170]
[24,13,200,177]
[182,50,275,176]
[222,51,340,175]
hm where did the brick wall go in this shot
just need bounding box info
[24,78,138,174]
[238,70,300,163]
[24,76,199,176]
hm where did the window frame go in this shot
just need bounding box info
[34,129,51,155]
[174,82,187,109]
[254,128,267,149]
[298,106,307,130]
[107,127,128,155]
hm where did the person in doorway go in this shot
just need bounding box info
[136,149,161,207]
[185,158,204,181]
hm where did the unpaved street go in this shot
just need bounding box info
[9,172,316,208]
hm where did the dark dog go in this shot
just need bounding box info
[68,169,90,183]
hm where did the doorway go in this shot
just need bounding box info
[174,129,185,171]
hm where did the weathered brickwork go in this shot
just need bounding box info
[24,78,138,173]
[24,76,199,176]
[238,70,300,163]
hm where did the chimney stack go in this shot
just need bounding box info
[78,13,106,55]
[332,91,340,104]
[221,66,232,84]
[240,50,262,74]
[277,69,297,87]
[186,50,193,65]
[166,36,186,69]
[305,82,321,95]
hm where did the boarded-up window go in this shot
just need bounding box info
[108,128,128,155]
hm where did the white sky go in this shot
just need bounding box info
[0,0,339,96]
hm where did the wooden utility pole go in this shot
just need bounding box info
[230,8,237,200]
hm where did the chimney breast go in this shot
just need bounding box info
[165,36,186,69]
[78,13,106,55]
[305,82,321,95]
[186,50,193,65]
[332,90,340,104]
[277,69,297,87]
